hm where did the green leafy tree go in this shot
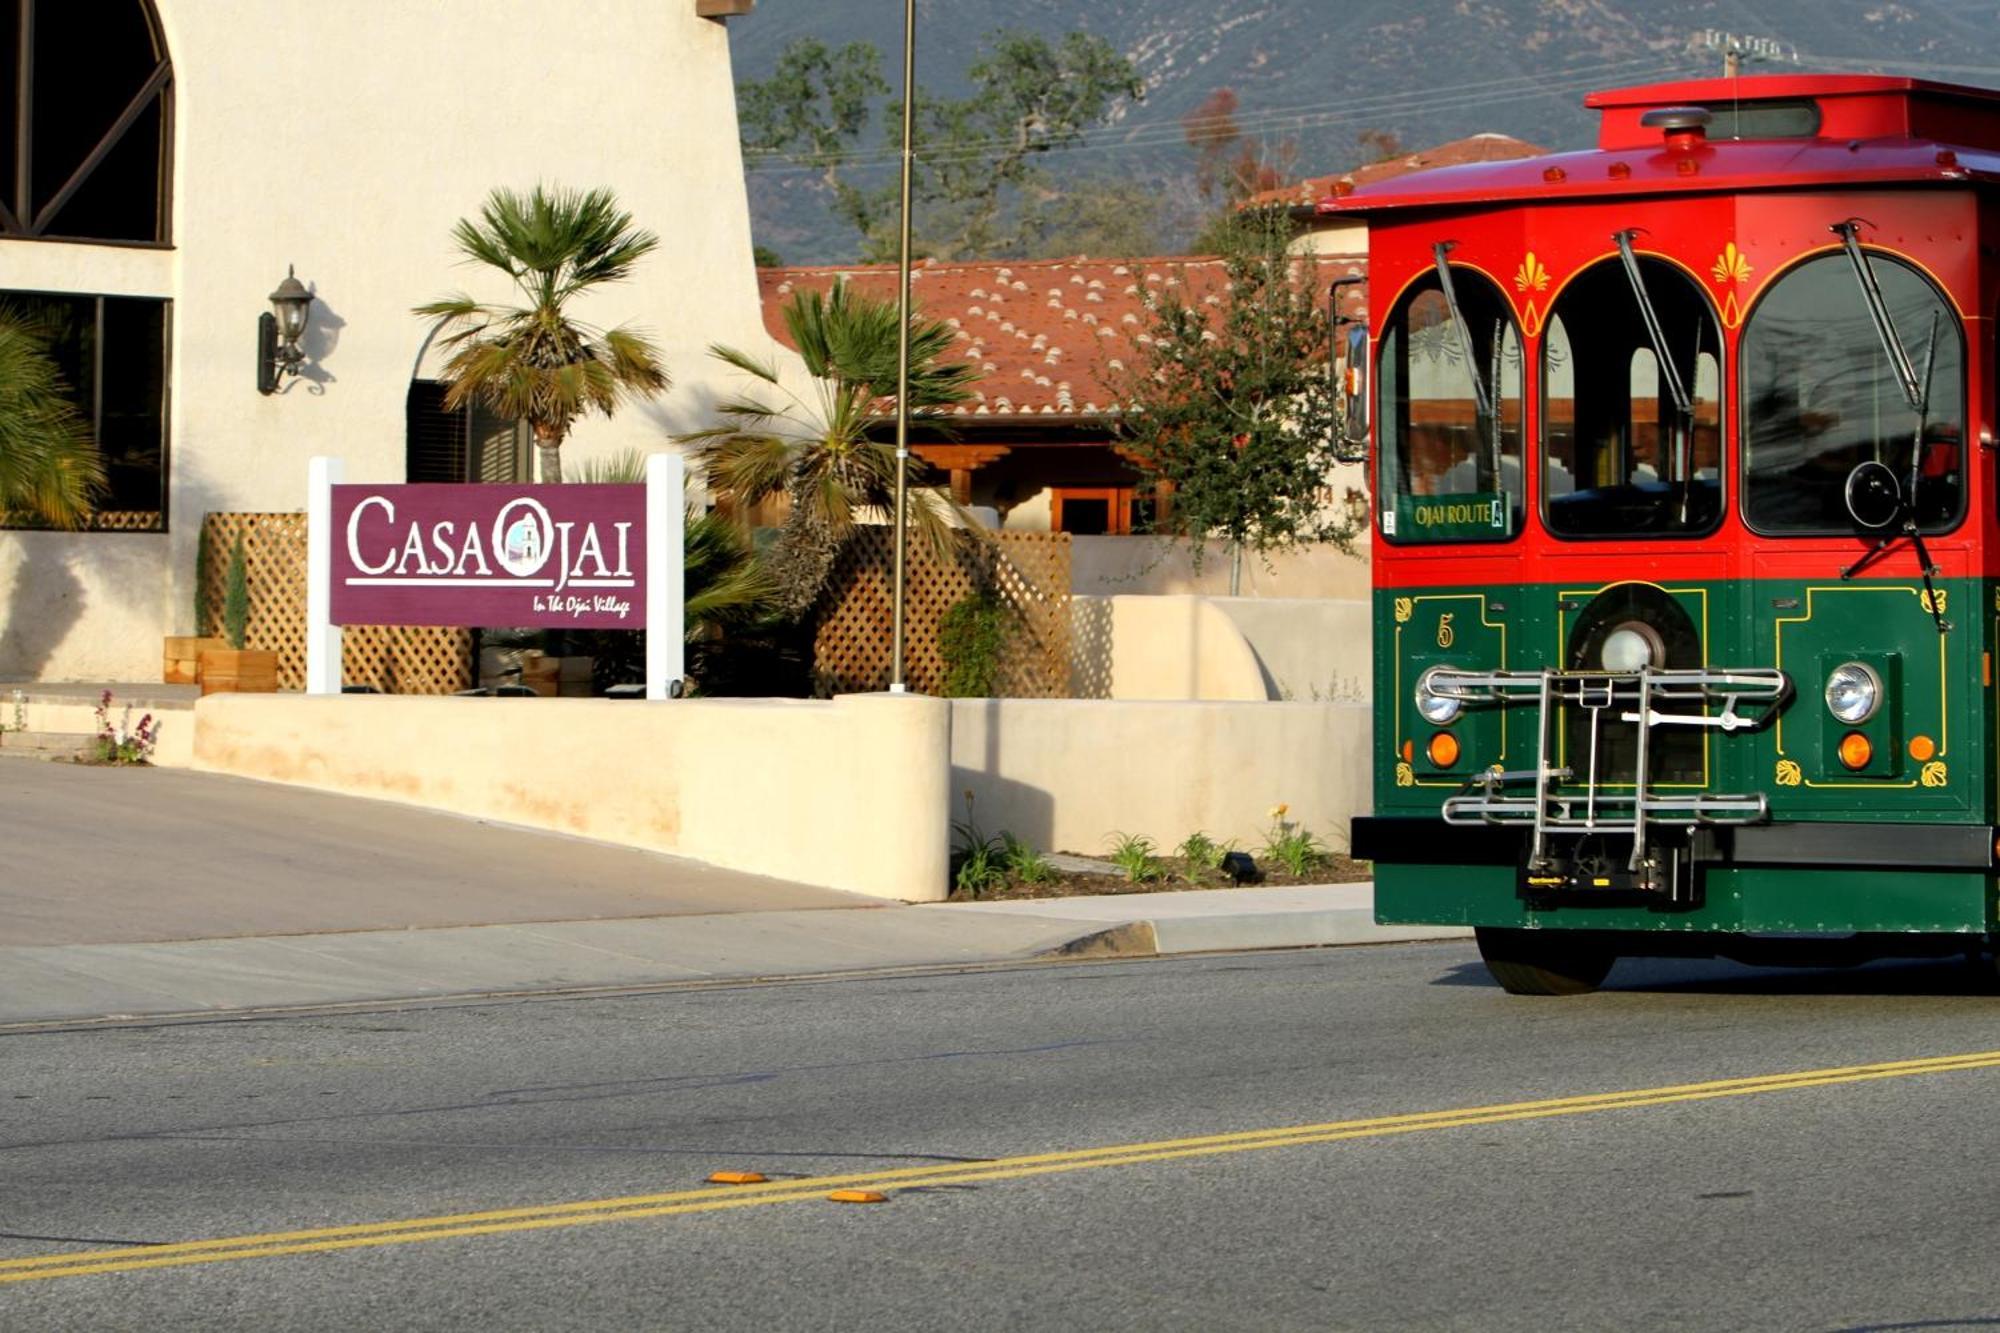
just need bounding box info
[740,30,1142,261]
[0,307,102,528]
[414,185,670,483]
[1108,206,1367,589]
[1019,177,1163,260]
[680,281,977,617]
[739,38,890,233]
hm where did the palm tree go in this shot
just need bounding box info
[0,307,103,528]
[680,281,978,616]
[415,185,670,483]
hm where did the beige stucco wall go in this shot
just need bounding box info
[192,692,951,902]
[1070,595,1269,701]
[1070,532,1371,600]
[1,1,771,682]
[950,699,1370,856]
[1211,598,1372,703]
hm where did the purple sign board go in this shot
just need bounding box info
[329,484,646,629]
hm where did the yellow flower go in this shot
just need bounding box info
[1268,803,1289,821]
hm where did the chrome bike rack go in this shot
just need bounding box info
[1426,666,1789,880]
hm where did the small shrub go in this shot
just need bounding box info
[938,590,1011,698]
[1261,802,1329,878]
[1106,831,1164,884]
[1177,831,1231,885]
[222,534,250,650]
[1003,833,1056,886]
[951,789,1009,898]
[92,690,155,765]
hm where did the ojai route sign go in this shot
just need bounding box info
[330,484,644,629]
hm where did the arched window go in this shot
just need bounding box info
[1376,269,1524,543]
[1541,256,1722,538]
[1741,252,1964,534]
[0,0,173,244]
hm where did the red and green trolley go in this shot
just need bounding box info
[1340,73,2000,993]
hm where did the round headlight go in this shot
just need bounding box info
[1824,662,1882,724]
[1600,626,1658,672]
[1415,668,1461,726]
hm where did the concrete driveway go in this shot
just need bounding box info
[1,762,874,948]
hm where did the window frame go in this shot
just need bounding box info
[1536,254,1728,543]
[1736,249,1967,539]
[1373,265,1527,548]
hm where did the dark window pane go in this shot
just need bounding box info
[1541,257,1722,538]
[98,295,165,513]
[40,96,160,240]
[1742,254,1963,534]
[469,399,525,482]
[1060,497,1110,535]
[406,381,467,483]
[0,288,168,525]
[1700,99,1820,139]
[24,0,166,241]
[5,291,93,407]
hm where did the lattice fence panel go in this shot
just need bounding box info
[812,529,1070,697]
[198,513,471,694]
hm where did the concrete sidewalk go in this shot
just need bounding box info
[0,761,1465,1024]
[0,883,1464,1025]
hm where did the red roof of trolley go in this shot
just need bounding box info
[1319,74,2000,216]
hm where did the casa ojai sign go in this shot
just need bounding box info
[330,484,645,629]
[305,457,685,700]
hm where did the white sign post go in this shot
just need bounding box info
[305,455,343,696]
[644,451,686,700]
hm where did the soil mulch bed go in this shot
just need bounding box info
[948,853,1373,903]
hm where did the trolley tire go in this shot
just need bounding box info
[1475,927,1616,996]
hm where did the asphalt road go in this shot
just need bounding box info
[7,942,2000,1330]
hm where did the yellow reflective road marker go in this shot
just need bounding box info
[826,1190,889,1204]
[706,1171,767,1185]
[7,1046,2000,1285]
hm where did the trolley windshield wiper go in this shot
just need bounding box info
[1613,229,1696,522]
[1831,218,1950,633]
[1431,241,1505,495]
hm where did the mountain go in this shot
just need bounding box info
[726,0,2000,263]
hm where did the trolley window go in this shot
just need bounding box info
[1742,253,1964,534]
[1376,268,1523,543]
[1543,254,1723,538]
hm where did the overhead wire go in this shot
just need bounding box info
[742,52,1708,176]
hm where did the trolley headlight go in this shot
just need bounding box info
[1824,662,1882,724]
[1600,622,1662,673]
[1415,668,1461,726]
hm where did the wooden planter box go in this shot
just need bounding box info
[198,648,279,695]
[164,636,227,685]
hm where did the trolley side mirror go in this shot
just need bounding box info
[1329,276,1369,464]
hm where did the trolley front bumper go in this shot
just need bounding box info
[1353,816,1999,874]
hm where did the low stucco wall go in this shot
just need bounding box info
[1070,595,1269,700]
[1212,598,1371,703]
[7,697,196,768]
[193,692,951,902]
[950,699,1370,857]
[1071,534,1371,600]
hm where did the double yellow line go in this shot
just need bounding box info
[7,1046,2000,1286]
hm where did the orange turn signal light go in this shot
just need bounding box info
[1910,734,1937,763]
[1427,731,1461,770]
[1838,731,1873,770]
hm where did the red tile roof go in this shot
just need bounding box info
[1240,133,1548,212]
[759,253,1367,419]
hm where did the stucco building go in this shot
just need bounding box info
[1,0,768,682]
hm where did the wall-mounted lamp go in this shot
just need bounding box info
[257,266,313,395]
